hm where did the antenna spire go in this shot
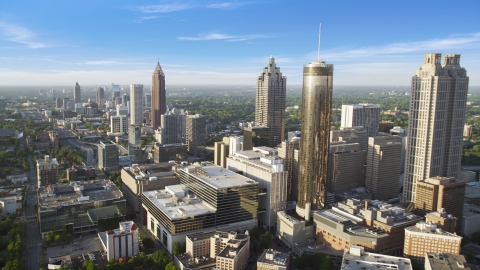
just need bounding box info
[317,23,322,61]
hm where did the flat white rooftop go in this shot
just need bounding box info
[184,165,258,190]
[144,186,216,220]
[342,246,412,270]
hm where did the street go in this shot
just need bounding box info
[25,155,41,270]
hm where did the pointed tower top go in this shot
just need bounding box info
[154,60,164,76]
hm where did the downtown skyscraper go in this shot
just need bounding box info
[255,56,286,147]
[74,82,81,103]
[130,84,143,125]
[151,61,167,130]
[297,60,333,218]
[403,53,469,202]
[96,87,105,108]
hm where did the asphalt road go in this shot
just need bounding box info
[25,155,41,270]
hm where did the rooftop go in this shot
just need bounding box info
[143,186,216,220]
[182,164,258,189]
[463,204,480,217]
[175,253,216,269]
[258,249,290,266]
[426,253,470,270]
[405,222,462,238]
[38,180,124,208]
[342,246,412,270]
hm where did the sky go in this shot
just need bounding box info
[0,0,479,86]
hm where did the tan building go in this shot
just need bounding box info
[36,155,59,186]
[414,177,466,232]
[154,143,187,163]
[175,231,250,270]
[186,114,206,156]
[257,249,290,270]
[404,222,462,262]
[314,199,422,255]
[255,56,286,148]
[327,142,366,193]
[366,135,403,200]
[341,246,412,270]
[330,126,368,151]
[464,125,473,138]
[425,253,470,270]
[214,137,230,168]
[151,61,167,130]
[66,165,96,181]
[277,139,300,201]
[425,209,457,233]
[243,126,270,151]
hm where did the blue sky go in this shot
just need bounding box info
[0,0,479,86]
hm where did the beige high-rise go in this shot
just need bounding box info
[130,84,143,125]
[403,53,469,202]
[74,82,81,103]
[255,56,286,148]
[151,61,166,130]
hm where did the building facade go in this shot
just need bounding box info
[403,53,469,202]
[341,104,380,137]
[151,61,167,130]
[297,60,333,216]
[186,114,206,156]
[327,142,366,193]
[128,125,142,163]
[36,155,59,186]
[99,221,139,261]
[255,56,286,148]
[154,143,187,163]
[96,87,105,109]
[158,111,186,144]
[98,140,119,171]
[110,115,128,136]
[130,84,143,125]
[66,165,96,181]
[243,126,270,151]
[74,82,81,103]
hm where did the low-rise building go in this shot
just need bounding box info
[462,204,480,237]
[426,209,457,233]
[6,173,28,185]
[98,221,139,261]
[36,155,59,186]
[0,196,22,215]
[341,245,412,270]
[37,180,126,236]
[154,143,187,163]
[66,165,96,181]
[404,222,462,262]
[257,249,290,270]
[425,253,470,270]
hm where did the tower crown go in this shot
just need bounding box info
[423,53,442,66]
[443,54,461,67]
[153,61,164,76]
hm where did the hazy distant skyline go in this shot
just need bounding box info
[1,0,479,86]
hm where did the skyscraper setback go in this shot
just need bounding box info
[74,82,81,103]
[255,56,286,147]
[403,53,469,202]
[151,61,167,130]
[297,60,333,217]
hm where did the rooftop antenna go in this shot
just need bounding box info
[317,23,322,61]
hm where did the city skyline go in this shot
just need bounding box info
[0,1,479,86]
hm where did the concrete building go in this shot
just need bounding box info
[0,196,22,215]
[66,165,96,181]
[314,199,422,255]
[403,53,469,202]
[413,177,466,232]
[186,114,206,156]
[96,87,105,109]
[151,61,167,130]
[464,125,473,138]
[109,115,128,136]
[226,146,287,229]
[142,164,258,253]
[426,209,458,234]
[98,140,119,171]
[144,94,151,109]
[327,142,366,193]
[341,246,412,270]
[121,164,179,217]
[214,139,229,168]
[425,253,470,270]
[257,249,290,270]
[330,126,368,151]
[36,155,59,186]
[278,138,300,201]
[116,104,128,116]
[341,104,380,137]
[128,125,142,163]
[98,221,139,260]
[130,84,143,125]
[175,231,250,270]
[255,56,286,148]
[297,60,333,215]
[404,222,462,262]
[366,135,403,200]
[74,82,81,103]
[243,126,270,151]
[462,204,480,237]
[37,180,126,236]
[157,110,186,144]
[154,143,187,163]
[56,98,63,109]
[229,136,244,156]
[465,181,480,207]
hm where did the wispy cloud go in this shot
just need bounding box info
[134,16,159,23]
[83,60,123,65]
[0,21,46,49]
[320,32,480,61]
[136,3,193,13]
[178,33,266,42]
[207,2,247,9]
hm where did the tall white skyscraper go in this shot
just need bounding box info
[341,104,380,137]
[403,53,469,202]
[255,56,286,148]
[130,84,143,125]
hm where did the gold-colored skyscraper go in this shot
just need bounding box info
[151,61,166,130]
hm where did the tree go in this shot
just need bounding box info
[260,231,271,249]
[165,262,180,270]
[54,234,61,243]
[142,237,155,250]
[151,250,169,269]
[173,242,182,255]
